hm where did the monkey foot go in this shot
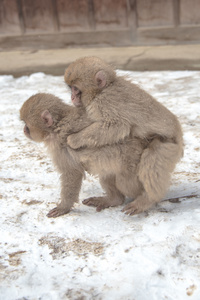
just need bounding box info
[83,197,115,212]
[122,199,151,216]
[122,202,146,216]
[122,193,154,216]
[47,206,70,218]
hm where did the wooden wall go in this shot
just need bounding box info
[0,0,200,50]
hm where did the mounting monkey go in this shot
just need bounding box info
[64,56,183,215]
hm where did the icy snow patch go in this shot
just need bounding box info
[0,71,200,300]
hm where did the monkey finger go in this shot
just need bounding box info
[129,209,139,215]
[121,204,131,212]
[124,208,137,215]
[82,197,98,206]
[47,208,60,218]
[83,197,108,211]
[122,203,137,215]
[96,205,104,212]
[82,199,93,206]
[47,207,69,218]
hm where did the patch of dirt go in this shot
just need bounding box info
[39,236,104,259]
[174,171,200,181]
[0,250,26,282]
[8,250,27,266]
[167,194,198,203]
[175,244,200,268]
[0,177,18,183]
[22,199,42,205]
[186,284,197,296]
[65,287,101,300]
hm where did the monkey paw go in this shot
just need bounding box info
[47,206,70,218]
[83,197,111,212]
[67,134,83,149]
[122,202,145,216]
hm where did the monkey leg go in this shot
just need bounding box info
[47,170,83,218]
[83,175,125,211]
[122,139,181,215]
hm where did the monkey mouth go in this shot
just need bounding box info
[72,94,82,107]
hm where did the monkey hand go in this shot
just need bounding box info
[47,205,71,218]
[67,133,85,149]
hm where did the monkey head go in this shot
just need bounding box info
[64,56,116,107]
[20,93,66,143]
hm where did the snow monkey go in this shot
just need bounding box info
[20,93,148,217]
[64,56,183,215]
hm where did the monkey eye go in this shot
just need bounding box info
[25,124,30,135]
[73,86,79,92]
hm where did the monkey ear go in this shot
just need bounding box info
[95,70,107,89]
[41,110,53,127]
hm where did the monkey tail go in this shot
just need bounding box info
[138,138,182,202]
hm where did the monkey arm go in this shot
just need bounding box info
[67,121,131,149]
[56,117,94,148]
[47,168,83,218]
[56,112,92,135]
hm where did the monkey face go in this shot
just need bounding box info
[64,56,116,108]
[71,86,82,107]
[65,66,84,107]
[65,84,82,107]
[20,95,55,143]
[23,124,31,139]
[22,122,45,143]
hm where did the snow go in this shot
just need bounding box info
[0,70,200,300]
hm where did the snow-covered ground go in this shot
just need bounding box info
[0,70,200,300]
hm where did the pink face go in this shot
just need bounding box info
[71,86,82,107]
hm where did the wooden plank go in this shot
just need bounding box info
[0,29,132,51]
[173,0,180,27]
[0,0,21,35]
[127,0,137,42]
[137,26,200,45]
[180,0,200,25]
[1,0,200,48]
[56,0,90,31]
[21,0,55,33]
[137,0,174,27]
[93,0,128,30]
[1,25,200,51]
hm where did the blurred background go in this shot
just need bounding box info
[0,0,200,75]
[1,0,200,49]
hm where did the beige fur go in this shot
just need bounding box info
[20,93,147,217]
[64,56,183,215]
